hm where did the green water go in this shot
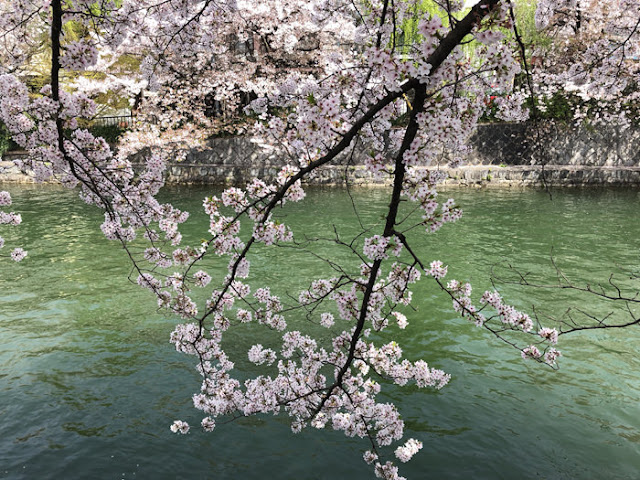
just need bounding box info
[1,184,640,479]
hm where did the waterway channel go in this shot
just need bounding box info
[1,184,639,479]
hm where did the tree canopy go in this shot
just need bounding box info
[0,1,639,478]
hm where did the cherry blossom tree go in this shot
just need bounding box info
[528,0,640,126]
[0,1,638,478]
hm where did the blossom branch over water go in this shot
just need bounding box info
[0,0,638,477]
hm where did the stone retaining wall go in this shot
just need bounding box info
[161,122,640,186]
[468,122,640,167]
[159,164,640,187]
[3,122,640,186]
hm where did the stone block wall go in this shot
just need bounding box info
[468,122,640,167]
[160,122,640,186]
[3,122,640,186]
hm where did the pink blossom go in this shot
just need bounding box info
[201,417,216,432]
[193,270,212,287]
[544,348,562,366]
[392,312,408,329]
[10,247,27,262]
[427,260,448,279]
[0,1,618,477]
[320,312,334,328]
[170,420,190,434]
[539,327,559,344]
[0,191,11,206]
[522,345,542,360]
[395,438,423,463]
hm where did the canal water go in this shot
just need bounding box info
[1,184,639,479]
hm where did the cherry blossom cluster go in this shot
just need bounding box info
[60,40,98,71]
[0,0,48,73]
[0,71,190,256]
[164,225,454,475]
[402,168,463,234]
[439,278,563,367]
[170,314,452,468]
[394,438,423,463]
[363,235,402,261]
[527,0,640,129]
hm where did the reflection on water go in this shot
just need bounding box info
[1,184,640,479]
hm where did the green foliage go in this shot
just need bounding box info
[394,1,550,67]
[0,121,126,156]
[25,74,50,94]
[513,0,552,50]
[88,124,127,145]
[534,91,575,122]
[111,54,141,74]
[479,88,582,124]
[395,0,443,57]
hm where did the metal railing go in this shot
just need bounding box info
[91,114,135,128]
